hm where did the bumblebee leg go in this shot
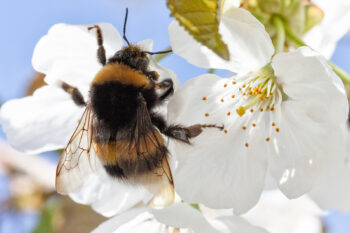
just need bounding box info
[150,113,223,143]
[61,82,86,106]
[88,25,106,66]
[156,79,174,102]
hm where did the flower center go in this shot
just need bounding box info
[201,65,283,148]
[235,69,280,117]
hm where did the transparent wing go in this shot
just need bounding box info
[134,93,174,206]
[56,104,101,194]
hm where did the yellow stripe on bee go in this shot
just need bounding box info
[93,131,164,164]
[93,62,152,89]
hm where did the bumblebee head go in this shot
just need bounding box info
[109,45,149,72]
[107,9,172,79]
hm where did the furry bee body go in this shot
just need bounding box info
[90,51,167,179]
[56,20,222,202]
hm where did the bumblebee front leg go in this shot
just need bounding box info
[61,82,86,106]
[151,113,223,143]
[88,25,107,66]
[156,79,174,102]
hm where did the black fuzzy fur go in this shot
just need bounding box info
[90,82,157,131]
[87,43,220,181]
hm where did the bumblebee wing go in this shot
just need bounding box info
[134,93,174,206]
[56,104,101,194]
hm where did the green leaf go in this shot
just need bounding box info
[167,0,230,60]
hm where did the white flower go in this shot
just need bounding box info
[92,203,268,233]
[243,190,324,233]
[304,0,350,59]
[0,23,178,217]
[201,190,324,233]
[167,6,348,214]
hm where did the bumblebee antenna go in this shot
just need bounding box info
[123,8,131,46]
[144,49,173,55]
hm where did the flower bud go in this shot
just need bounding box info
[305,3,324,33]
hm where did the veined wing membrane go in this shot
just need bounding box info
[56,104,101,194]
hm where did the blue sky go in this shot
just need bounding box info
[0,0,350,232]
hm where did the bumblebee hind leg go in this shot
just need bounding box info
[151,113,223,143]
[88,25,107,66]
[61,82,86,106]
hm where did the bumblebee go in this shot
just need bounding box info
[56,9,223,205]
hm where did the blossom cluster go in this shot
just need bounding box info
[1,0,350,232]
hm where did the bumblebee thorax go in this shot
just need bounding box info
[92,62,152,89]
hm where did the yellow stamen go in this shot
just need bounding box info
[236,106,246,117]
[236,94,262,116]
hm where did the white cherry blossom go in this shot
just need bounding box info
[0,23,177,217]
[168,6,348,214]
[243,190,324,233]
[200,190,324,233]
[92,203,268,233]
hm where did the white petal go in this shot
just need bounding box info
[169,8,274,74]
[304,0,350,59]
[136,39,153,52]
[272,47,348,125]
[168,74,268,214]
[309,127,350,211]
[70,170,152,217]
[268,47,348,197]
[243,190,323,233]
[92,208,149,233]
[151,204,218,233]
[93,203,267,233]
[0,86,84,154]
[32,23,123,88]
[267,102,346,197]
[220,0,241,14]
[210,216,268,233]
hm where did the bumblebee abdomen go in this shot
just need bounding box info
[92,130,168,179]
